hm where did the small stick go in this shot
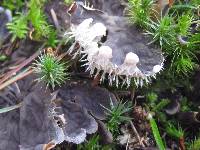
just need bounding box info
[0,44,44,84]
[0,49,68,91]
[130,86,135,101]
[0,68,33,91]
[43,141,56,150]
[57,51,69,61]
[0,102,22,113]
[129,120,145,147]
[13,82,21,95]
[5,40,17,55]
[130,86,137,106]
[9,58,27,69]
[50,8,60,31]
[126,134,130,150]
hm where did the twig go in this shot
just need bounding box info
[0,68,33,91]
[0,47,68,91]
[57,51,69,61]
[0,44,44,84]
[12,82,21,95]
[129,120,145,147]
[9,58,27,69]
[0,102,22,113]
[43,141,56,150]
[5,39,17,55]
[50,8,60,31]
[126,134,130,150]
[130,86,137,106]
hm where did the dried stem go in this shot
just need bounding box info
[126,134,130,150]
[0,45,44,84]
[43,141,56,150]
[129,120,145,147]
[50,8,60,31]
[0,68,33,91]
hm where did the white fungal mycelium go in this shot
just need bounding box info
[66,18,163,87]
[153,64,163,73]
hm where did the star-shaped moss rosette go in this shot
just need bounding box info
[65,2,164,87]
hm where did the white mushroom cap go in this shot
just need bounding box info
[68,18,94,42]
[153,65,162,73]
[78,18,93,31]
[68,17,164,87]
[90,23,107,37]
[124,52,139,65]
[98,46,112,59]
[85,42,99,53]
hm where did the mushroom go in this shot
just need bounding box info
[66,3,164,87]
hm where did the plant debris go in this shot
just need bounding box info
[0,0,200,150]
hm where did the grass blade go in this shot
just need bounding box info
[148,113,165,150]
[0,103,22,114]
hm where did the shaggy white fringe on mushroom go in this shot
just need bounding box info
[65,18,164,87]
